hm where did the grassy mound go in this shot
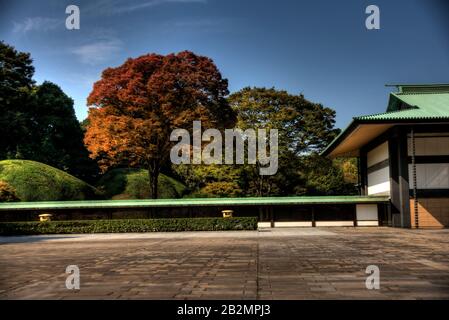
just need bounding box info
[97,168,187,199]
[0,217,258,235]
[0,160,100,201]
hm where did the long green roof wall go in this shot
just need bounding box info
[0,196,389,211]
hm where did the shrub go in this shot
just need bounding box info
[0,180,20,202]
[0,160,101,201]
[97,168,187,199]
[199,181,243,198]
[0,217,258,235]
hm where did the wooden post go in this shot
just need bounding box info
[359,151,368,196]
[398,130,412,228]
[311,206,316,227]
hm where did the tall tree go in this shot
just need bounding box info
[85,51,236,198]
[0,41,35,158]
[229,87,340,196]
[0,42,98,182]
[32,81,98,182]
[229,87,339,155]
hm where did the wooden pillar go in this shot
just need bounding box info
[311,206,316,227]
[397,130,411,228]
[388,135,400,215]
[386,202,392,227]
[388,128,411,228]
[359,151,368,196]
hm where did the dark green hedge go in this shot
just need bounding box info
[0,217,258,235]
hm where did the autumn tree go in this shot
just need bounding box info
[85,51,236,198]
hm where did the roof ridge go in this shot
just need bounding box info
[396,91,449,95]
[354,107,418,120]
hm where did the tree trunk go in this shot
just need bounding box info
[148,162,160,199]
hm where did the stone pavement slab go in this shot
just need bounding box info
[0,227,448,299]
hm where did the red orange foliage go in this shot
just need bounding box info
[84,51,235,198]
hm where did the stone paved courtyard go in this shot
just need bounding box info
[1,227,449,300]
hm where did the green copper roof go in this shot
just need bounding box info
[322,84,449,157]
[0,196,389,211]
[356,92,449,121]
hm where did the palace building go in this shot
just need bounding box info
[322,84,449,228]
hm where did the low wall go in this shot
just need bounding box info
[0,202,389,228]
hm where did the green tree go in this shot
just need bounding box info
[300,154,358,195]
[229,87,339,155]
[172,163,243,192]
[228,87,340,196]
[0,42,98,182]
[0,41,35,159]
[196,181,243,198]
[31,81,98,182]
[334,157,358,184]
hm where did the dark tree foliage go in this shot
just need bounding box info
[229,87,340,155]
[228,87,341,196]
[31,82,98,182]
[0,42,98,182]
[300,154,358,196]
[0,41,35,159]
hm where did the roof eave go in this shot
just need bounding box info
[320,119,358,157]
[321,118,449,158]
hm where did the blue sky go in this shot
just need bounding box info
[1,0,448,129]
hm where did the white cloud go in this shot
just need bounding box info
[13,17,61,33]
[116,0,206,13]
[85,0,207,15]
[71,38,123,65]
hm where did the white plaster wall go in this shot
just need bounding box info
[356,204,378,221]
[367,142,390,196]
[367,167,390,195]
[357,221,379,226]
[367,142,389,167]
[274,221,313,227]
[258,222,272,228]
[315,221,354,227]
[409,163,449,189]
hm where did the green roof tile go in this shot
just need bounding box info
[356,92,449,121]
